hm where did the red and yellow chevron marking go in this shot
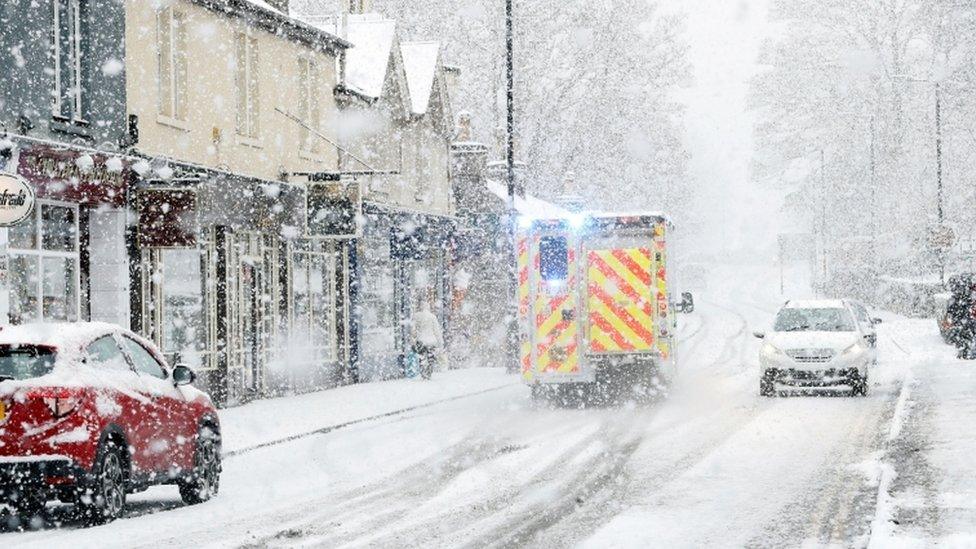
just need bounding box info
[517,237,530,316]
[587,248,655,353]
[517,236,534,380]
[653,222,671,359]
[532,247,580,374]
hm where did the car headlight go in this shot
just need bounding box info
[841,342,864,357]
[761,343,785,359]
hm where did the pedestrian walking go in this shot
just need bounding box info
[411,300,444,379]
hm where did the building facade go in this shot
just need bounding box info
[323,11,457,380]
[123,0,353,404]
[0,0,469,405]
[0,0,132,337]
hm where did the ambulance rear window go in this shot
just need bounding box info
[540,236,568,281]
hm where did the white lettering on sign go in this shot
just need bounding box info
[0,173,35,227]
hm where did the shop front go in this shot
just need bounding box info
[133,165,324,405]
[0,143,131,328]
[357,202,454,381]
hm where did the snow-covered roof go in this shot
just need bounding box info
[485,180,570,218]
[400,41,441,115]
[341,14,398,99]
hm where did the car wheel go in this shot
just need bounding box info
[851,370,868,397]
[179,425,222,505]
[759,370,776,397]
[81,439,127,524]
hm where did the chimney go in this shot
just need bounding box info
[443,65,462,112]
[555,171,585,212]
[456,111,472,141]
[451,115,489,216]
[562,171,576,195]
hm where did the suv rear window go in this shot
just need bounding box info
[0,345,56,381]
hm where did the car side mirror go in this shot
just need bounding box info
[753,331,766,339]
[872,318,883,325]
[679,292,695,314]
[172,364,196,386]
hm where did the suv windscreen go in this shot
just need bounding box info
[0,345,57,381]
[774,308,856,332]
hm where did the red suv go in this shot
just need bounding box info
[0,323,220,525]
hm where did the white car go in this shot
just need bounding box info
[753,300,876,397]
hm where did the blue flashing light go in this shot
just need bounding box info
[518,215,534,229]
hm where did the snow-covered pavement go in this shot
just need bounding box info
[4,264,976,547]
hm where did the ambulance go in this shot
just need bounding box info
[517,212,691,400]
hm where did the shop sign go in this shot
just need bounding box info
[17,146,128,207]
[307,181,361,239]
[0,173,35,227]
[137,188,198,248]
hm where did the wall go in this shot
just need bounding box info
[340,97,452,215]
[125,0,341,182]
[0,0,127,145]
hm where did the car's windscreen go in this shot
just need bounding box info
[774,308,856,332]
[0,345,56,381]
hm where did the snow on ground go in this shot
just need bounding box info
[221,367,514,454]
[5,261,976,547]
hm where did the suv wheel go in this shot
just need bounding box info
[81,439,127,524]
[179,425,221,505]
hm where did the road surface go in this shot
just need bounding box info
[2,265,919,547]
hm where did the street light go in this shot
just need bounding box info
[891,75,965,285]
[504,0,518,373]
[788,148,830,295]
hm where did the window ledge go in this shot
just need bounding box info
[156,114,191,132]
[50,118,93,139]
[236,134,263,149]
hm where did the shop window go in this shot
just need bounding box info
[8,214,37,250]
[291,249,337,365]
[42,257,76,320]
[361,260,395,353]
[7,201,79,324]
[159,249,208,370]
[41,204,76,252]
[9,257,40,324]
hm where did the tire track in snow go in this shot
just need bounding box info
[235,414,618,548]
[745,376,903,546]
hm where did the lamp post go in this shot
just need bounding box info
[505,0,518,373]
[893,76,952,285]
